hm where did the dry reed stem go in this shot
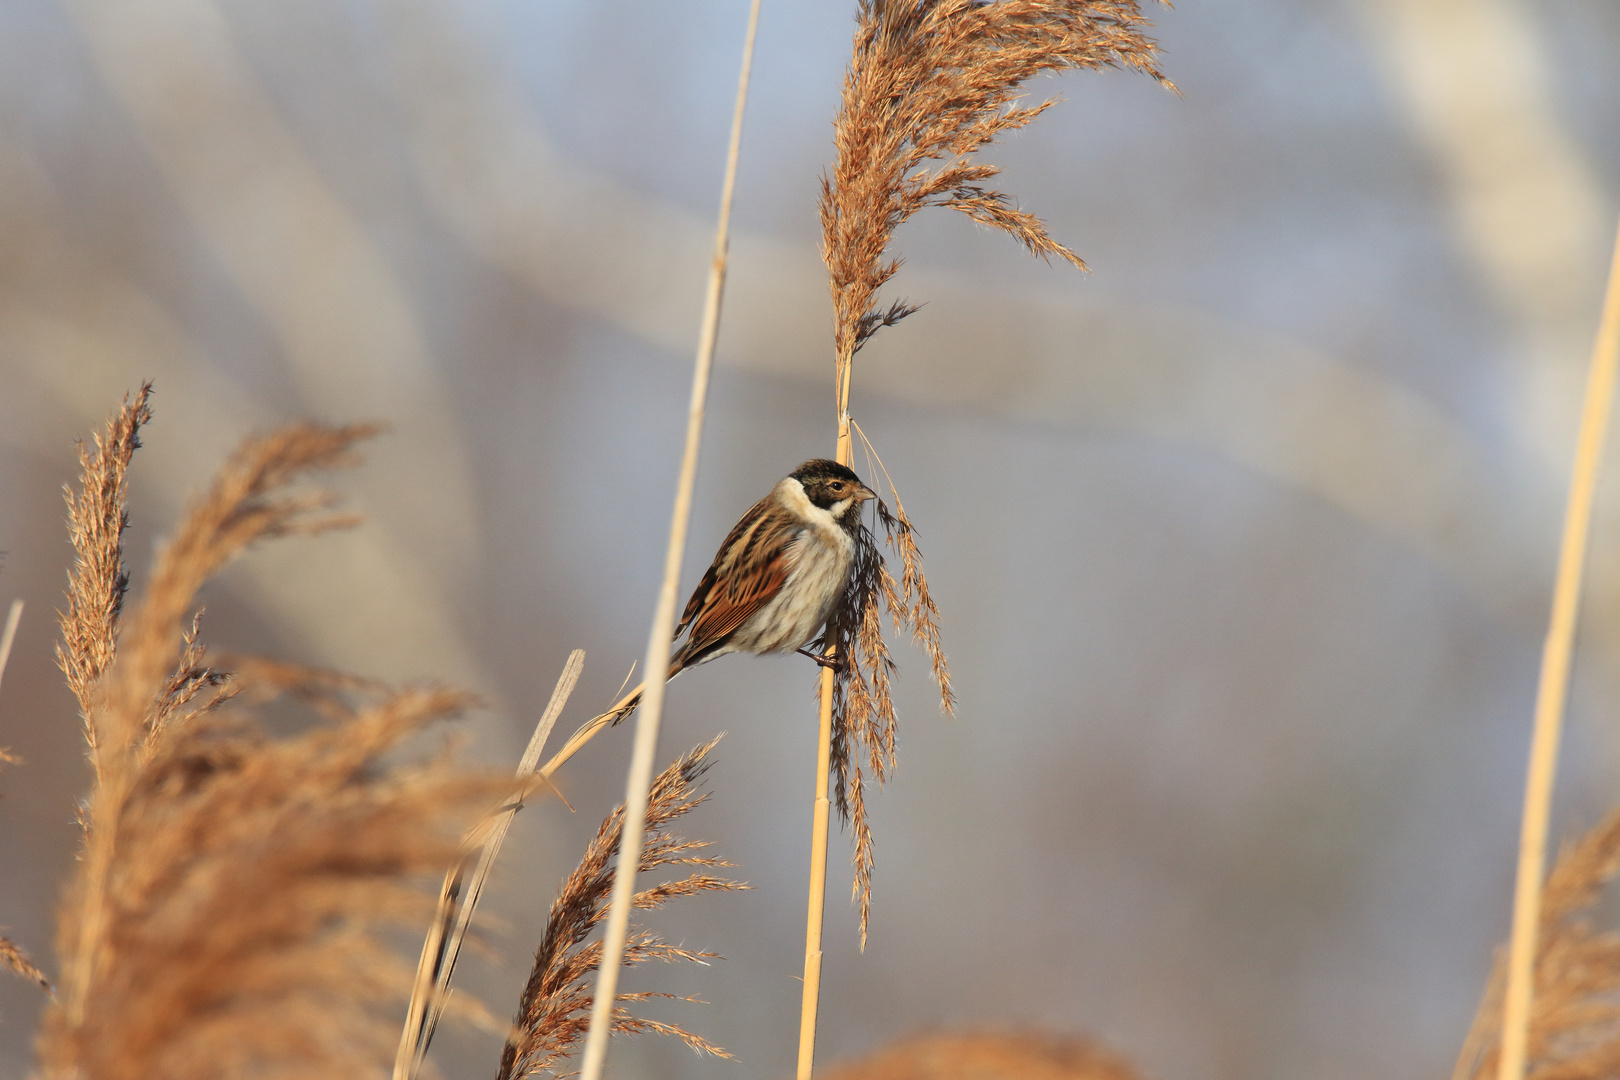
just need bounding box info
[1454,810,1620,1080]
[0,599,23,701]
[40,399,507,1079]
[497,738,743,1080]
[575,4,761,1079]
[821,1031,1148,1080]
[535,684,645,783]
[1498,215,1620,1080]
[0,598,24,990]
[798,671,837,1080]
[394,649,586,1080]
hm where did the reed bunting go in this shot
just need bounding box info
[669,458,876,676]
[550,459,878,764]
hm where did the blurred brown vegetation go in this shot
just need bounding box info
[3,1,1620,1079]
[821,1031,1146,1080]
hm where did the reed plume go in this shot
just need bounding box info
[57,383,152,769]
[39,393,506,1080]
[497,737,741,1080]
[821,0,1171,371]
[0,933,50,993]
[819,474,952,944]
[821,1030,1149,1080]
[1454,809,1620,1080]
[817,0,1166,945]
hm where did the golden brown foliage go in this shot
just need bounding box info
[1454,810,1620,1080]
[99,419,376,757]
[820,0,1169,372]
[39,398,504,1080]
[57,383,152,765]
[39,682,503,1080]
[822,1030,1148,1080]
[0,933,50,993]
[498,737,742,1080]
[822,457,953,945]
[816,0,1166,946]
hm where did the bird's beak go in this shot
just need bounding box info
[856,484,877,503]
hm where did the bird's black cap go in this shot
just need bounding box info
[791,459,864,485]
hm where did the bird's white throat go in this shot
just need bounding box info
[776,476,854,531]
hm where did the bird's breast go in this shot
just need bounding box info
[732,522,854,655]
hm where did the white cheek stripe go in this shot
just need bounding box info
[777,477,840,530]
[721,477,858,656]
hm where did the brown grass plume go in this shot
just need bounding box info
[1454,809,1620,1080]
[39,392,505,1080]
[57,383,152,770]
[498,737,742,1080]
[820,459,954,945]
[821,1030,1149,1080]
[817,0,1168,945]
[821,0,1170,374]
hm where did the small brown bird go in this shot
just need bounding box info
[670,458,876,675]
[540,459,877,776]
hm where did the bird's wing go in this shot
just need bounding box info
[674,495,799,665]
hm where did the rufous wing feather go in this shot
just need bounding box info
[674,496,798,668]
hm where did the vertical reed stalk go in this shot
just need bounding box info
[575,4,762,1079]
[800,3,1165,1072]
[798,357,857,1080]
[0,600,22,698]
[1498,214,1620,1080]
[797,668,834,1080]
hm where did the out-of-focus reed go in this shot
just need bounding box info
[24,389,736,1079]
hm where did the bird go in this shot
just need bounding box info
[539,459,877,778]
[670,457,876,676]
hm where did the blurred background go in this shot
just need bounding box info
[2,0,1619,1077]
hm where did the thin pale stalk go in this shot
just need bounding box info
[576,5,761,1079]
[0,600,22,700]
[394,649,584,1080]
[798,373,857,1079]
[1498,214,1620,1080]
[797,662,835,1080]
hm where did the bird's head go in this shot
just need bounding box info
[790,459,877,521]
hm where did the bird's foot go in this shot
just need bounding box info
[797,647,844,672]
